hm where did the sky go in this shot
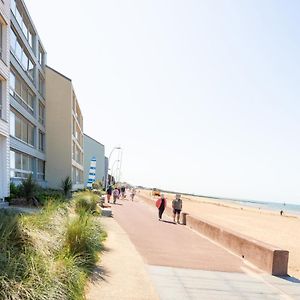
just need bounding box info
[26,0,300,204]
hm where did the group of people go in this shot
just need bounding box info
[106,186,182,224]
[106,185,136,204]
[156,193,183,224]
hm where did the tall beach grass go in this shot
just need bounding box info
[0,191,106,300]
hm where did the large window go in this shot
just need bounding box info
[10,110,35,146]
[10,28,34,80]
[72,166,83,184]
[38,102,45,125]
[37,159,45,180]
[38,72,44,97]
[38,130,45,152]
[0,81,2,119]
[10,150,34,179]
[10,70,35,115]
[0,23,2,59]
[72,141,75,160]
[38,43,45,67]
[11,0,34,48]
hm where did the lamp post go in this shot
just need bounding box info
[110,159,120,185]
[117,149,123,183]
[105,146,121,190]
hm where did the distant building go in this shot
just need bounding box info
[84,134,105,187]
[9,0,47,187]
[0,0,10,200]
[45,66,84,190]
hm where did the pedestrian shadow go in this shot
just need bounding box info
[162,220,176,225]
[278,275,300,283]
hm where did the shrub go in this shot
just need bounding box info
[61,176,72,199]
[92,180,102,190]
[9,182,22,199]
[74,192,99,214]
[20,174,37,203]
[63,213,102,274]
[35,189,64,206]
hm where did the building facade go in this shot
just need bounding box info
[0,0,10,200]
[84,134,105,187]
[9,0,47,186]
[45,66,84,190]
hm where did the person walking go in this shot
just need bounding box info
[106,185,113,203]
[172,194,182,224]
[156,194,166,221]
[113,187,120,204]
[130,188,136,201]
[121,186,126,199]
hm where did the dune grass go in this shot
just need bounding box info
[73,191,99,215]
[0,191,106,300]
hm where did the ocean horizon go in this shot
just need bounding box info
[191,194,300,216]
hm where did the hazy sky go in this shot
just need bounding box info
[26,0,300,204]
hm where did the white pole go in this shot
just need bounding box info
[105,146,121,190]
[118,149,123,183]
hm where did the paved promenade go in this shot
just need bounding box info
[88,195,300,299]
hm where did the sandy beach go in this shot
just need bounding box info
[139,189,300,279]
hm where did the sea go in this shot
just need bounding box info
[208,197,300,216]
[234,199,300,215]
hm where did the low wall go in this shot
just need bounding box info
[138,194,289,276]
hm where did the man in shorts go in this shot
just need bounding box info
[172,194,182,224]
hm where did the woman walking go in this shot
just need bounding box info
[106,185,113,203]
[113,187,120,204]
[156,194,166,221]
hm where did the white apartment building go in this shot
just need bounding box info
[0,0,10,201]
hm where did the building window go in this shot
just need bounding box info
[72,141,75,160]
[10,70,35,115]
[11,0,34,48]
[10,110,35,146]
[10,150,34,179]
[0,80,2,119]
[38,130,45,152]
[72,166,83,184]
[72,117,76,137]
[10,28,34,80]
[38,43,45,67]
[37,159,45,180]
[38,102,45,125]
[38,72,44,97]
[0,23,2,59]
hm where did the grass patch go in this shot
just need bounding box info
[74,191,99,214]
[0,192,106,300]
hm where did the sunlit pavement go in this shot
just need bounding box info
[148,266,300,300]
[110,196,300,299]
